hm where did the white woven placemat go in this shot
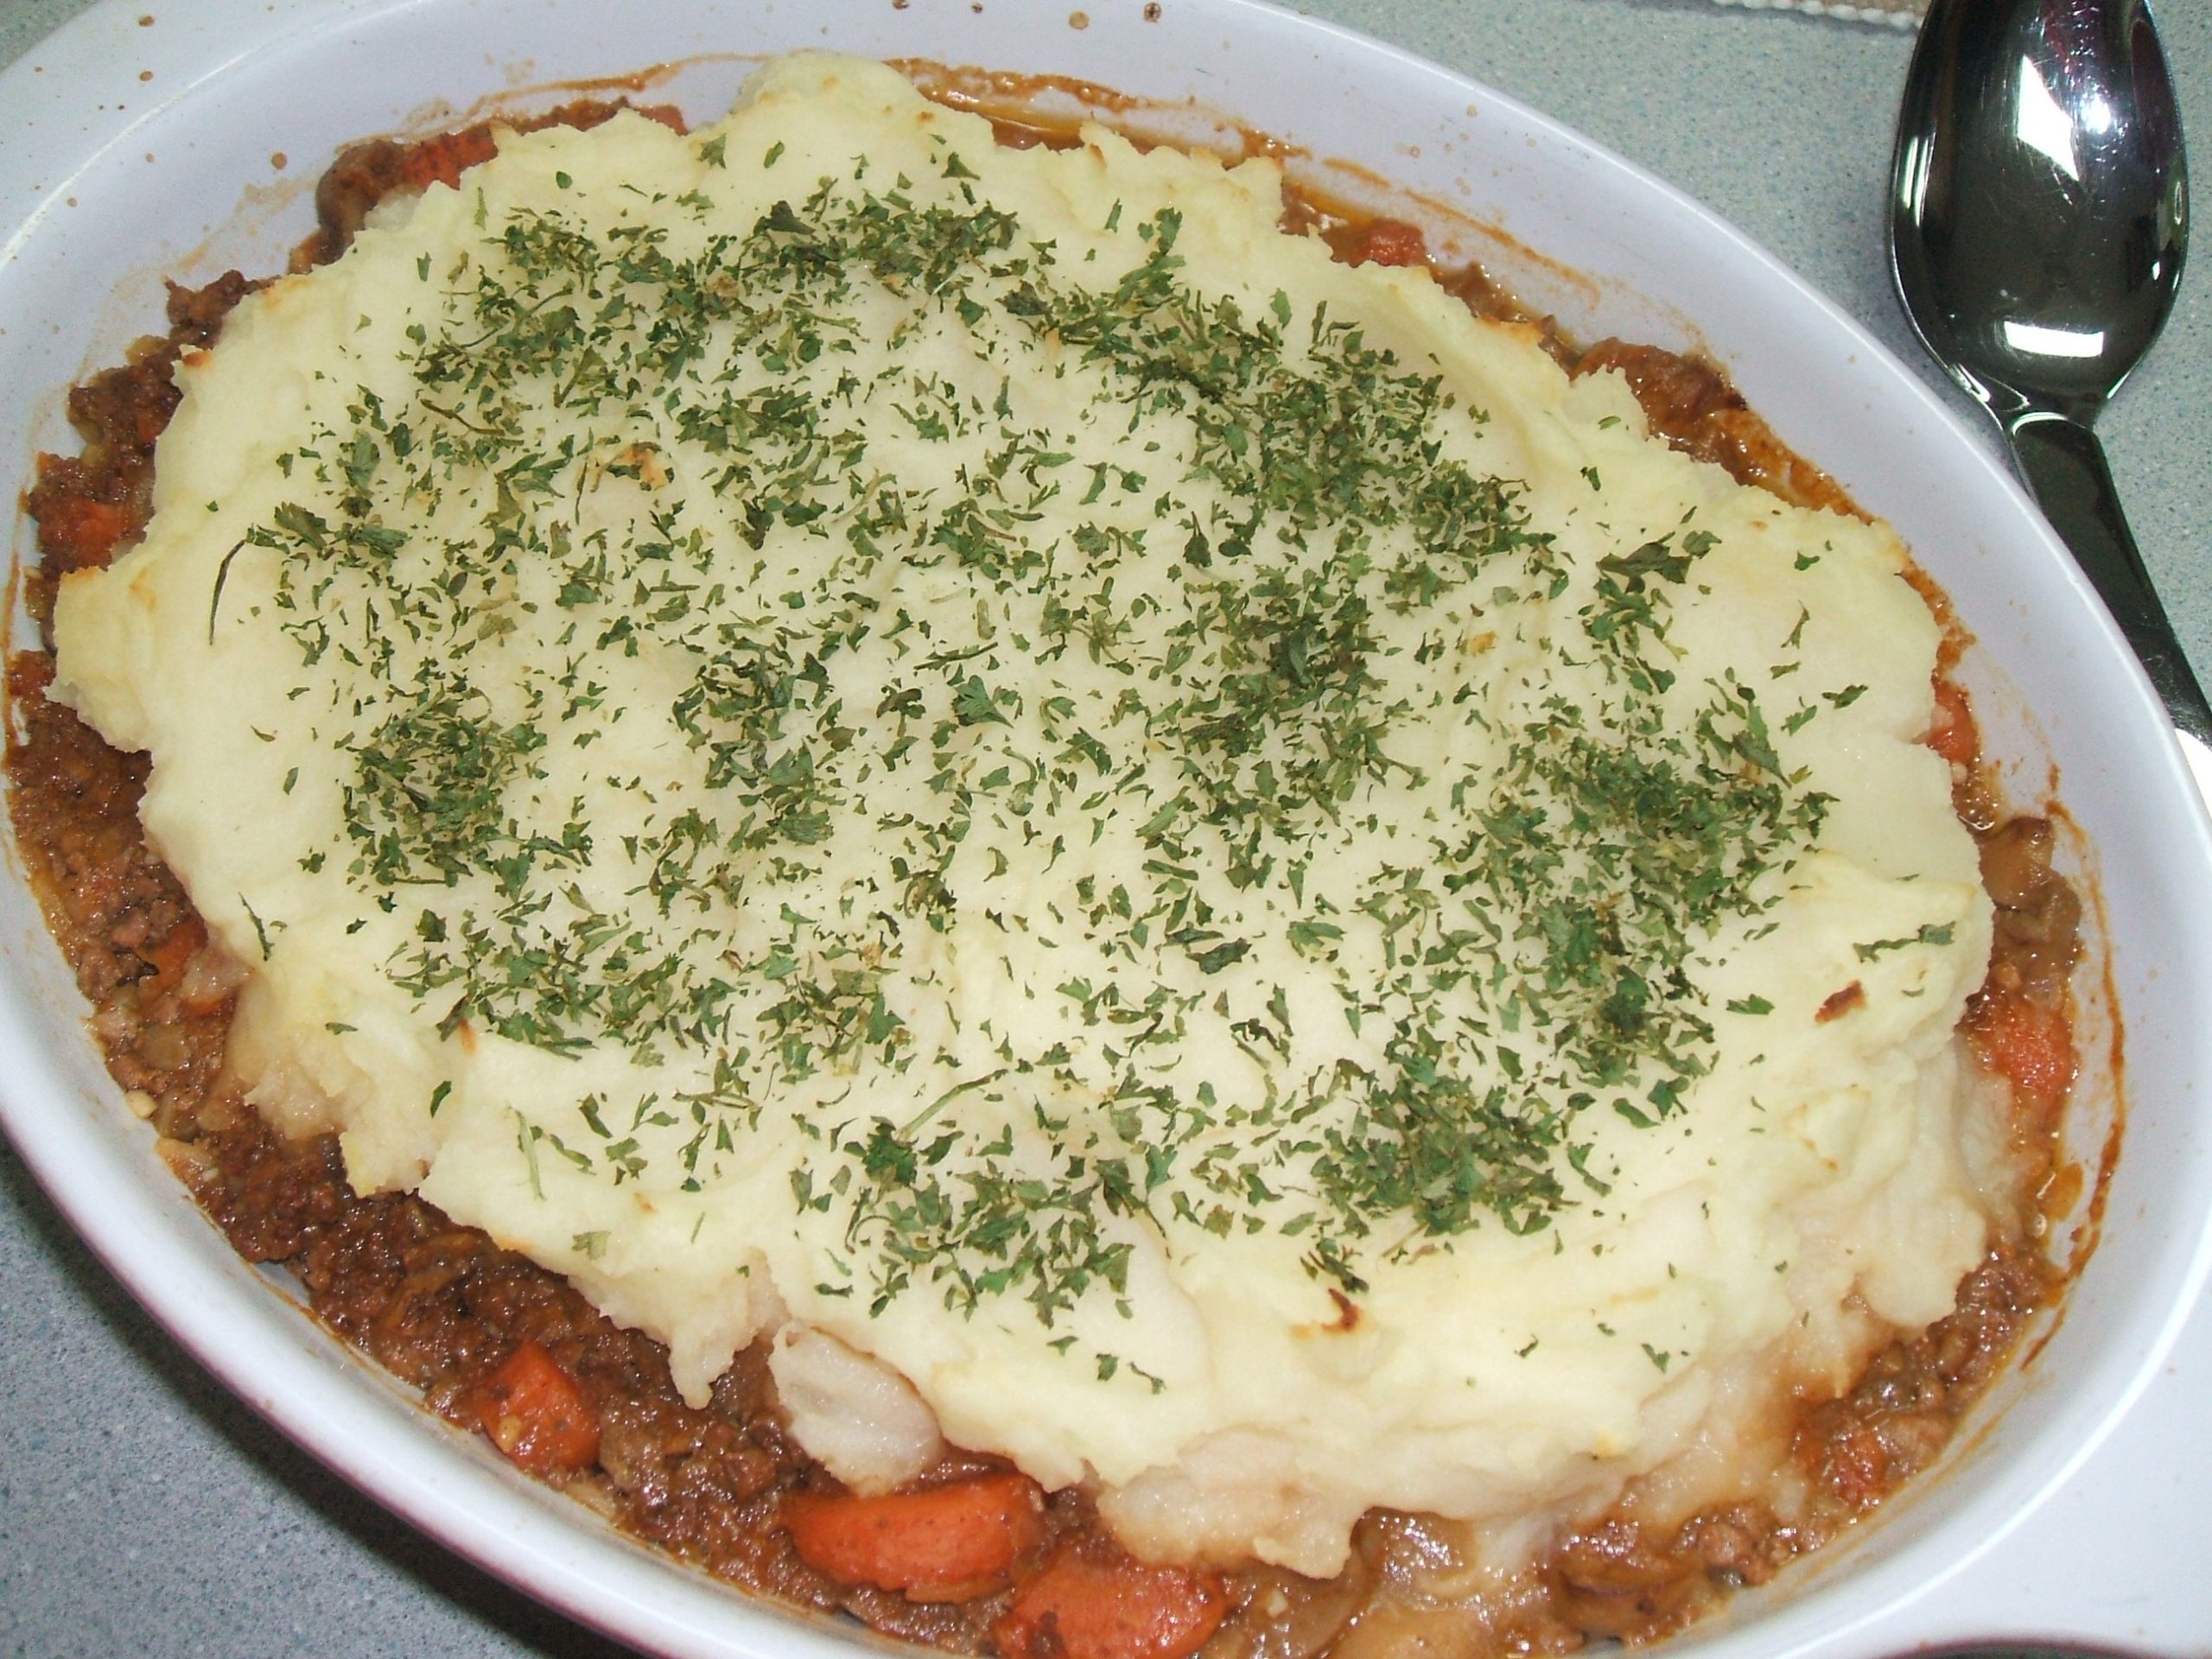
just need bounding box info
[1709,0,1922,25]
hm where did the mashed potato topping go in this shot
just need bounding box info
[53,54,1996,1573]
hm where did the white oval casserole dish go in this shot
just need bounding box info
[3,3,2210,1657]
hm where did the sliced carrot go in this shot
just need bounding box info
[397,127,503,195]
[785,1471,1046,1601]
[1967,991,2075,1102]
[1926,675,1979,769]
[474,1339,600,1476]
[993,1541,1227,1659]
[1348,218,1428,269]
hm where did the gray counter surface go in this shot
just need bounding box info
[3,1,2207,1655]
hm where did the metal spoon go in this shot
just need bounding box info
[1891,0,2204,744]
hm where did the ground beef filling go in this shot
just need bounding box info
[5,99,2076,1659]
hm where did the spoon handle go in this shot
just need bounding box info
[2003,410,2212,745]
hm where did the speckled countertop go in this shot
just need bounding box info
[2,2,2207,1656]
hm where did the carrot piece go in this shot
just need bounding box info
[1349,218,1428,268]
[397,127,502,195]
[785,1471,1046,1601]
[1967,991,2075,1101]
[1926,675,1979,769]
[139,914,207,992]
[993,1542,1227,1659]
[474,1339,600,1476]
[34,493,136,572]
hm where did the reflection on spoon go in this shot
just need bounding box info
[1890,0,2204,752]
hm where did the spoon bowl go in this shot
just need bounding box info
[1893,0,2186,416]
[1891,0,2205,741]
